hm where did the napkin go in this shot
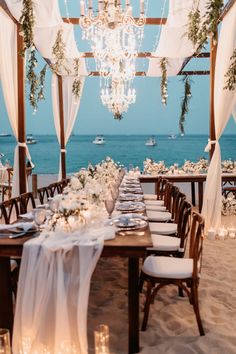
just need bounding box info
[0,222,36,232]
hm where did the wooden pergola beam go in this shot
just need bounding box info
[58,76,66,180]
[63,17,167,25]
[82,52,210,58]
[88,70,210,77]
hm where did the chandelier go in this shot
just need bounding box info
[80,0,146,116]
[101,79,136,119]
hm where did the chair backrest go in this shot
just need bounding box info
[178,201,192,253]
[49,182,63,197]
[188,212,204,278]
[158,178,168,200]
[37,186,52,205]
[173,191,186,223]
[162,182,173,208]
[0,197,21,224]
[20,192,36,213]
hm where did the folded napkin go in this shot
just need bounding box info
[105,213,148,226]
[0,222,36,232]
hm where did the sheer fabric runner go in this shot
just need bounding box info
[13,231,103,354]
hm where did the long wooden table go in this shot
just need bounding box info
[140,173,236,212]
[0,225,152,354]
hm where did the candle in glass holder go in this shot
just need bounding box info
[218,227,228,240]
[0,328,11,354]
[94,324,110,354]
[228,227,236,239]
[207,228,216,240]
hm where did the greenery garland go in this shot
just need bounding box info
[224,49,236,91]
[19,0,34,53]
[187,0,224,50]
[51,29,70,75]
[179,76,192,134]
[37,64,47,101]
[72,58,81,101]
[160,57,168,106]
[26,47,38,112]
[114,112,123,120]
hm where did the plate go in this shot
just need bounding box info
[116,219,147,231]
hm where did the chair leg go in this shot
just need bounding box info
[178,286,184,297]
[139,270,145,293]
[141,281,153,331]
[192,283,205,336]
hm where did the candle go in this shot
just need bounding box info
[140,0,144,13]
[228,227,236,239]
[80,0,85,16]
[94,324,110,354]
[207,228,216,240]
[218,227,228,240]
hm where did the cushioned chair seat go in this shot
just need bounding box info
[149,234,180,251]
[144,199,164,206]
[149,222,177,235]
[142,256,193,279]
[143,194,157,200]
[145,205,167,211]
[147,210,172,222]
[10,259,18,272]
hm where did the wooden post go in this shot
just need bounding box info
[17,24,27,194]
[58,75,66,180]
[32,173,38,198]
[209,35,218,159]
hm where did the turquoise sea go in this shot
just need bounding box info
[0,135,235,174]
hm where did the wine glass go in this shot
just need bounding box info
[34,209,46,229]
[104,200,115,219]
[111,187,119,201]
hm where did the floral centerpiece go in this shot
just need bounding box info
[222,195,236,216]
[222,160,235,173]
[143,158,167,175]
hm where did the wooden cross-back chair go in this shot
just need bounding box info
[49,182,63,197]
[37,186,52,205]
[0,197,21,224]
[141,212,205,336]
[20,192,36,214]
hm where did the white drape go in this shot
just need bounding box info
[202,3,236,231]
[148,0,207,76]
[13,231,103,354]
[52,74,85,180]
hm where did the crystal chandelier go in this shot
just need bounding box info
[101,79,136,119]
[80,0,146,116]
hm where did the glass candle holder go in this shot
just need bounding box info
[0,329,11,354]
[94,324,110,354]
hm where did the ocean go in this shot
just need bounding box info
[0,134,235,174]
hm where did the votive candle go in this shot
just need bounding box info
[207,228,216,240]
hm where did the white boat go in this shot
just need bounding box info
[145,136,157,146]
[168,133,176,140]
[26,134,37,144]
[92,135,105,145]
[0,133,11,137]
[180,133,185,137]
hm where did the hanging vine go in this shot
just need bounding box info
[160,57,168,106]
[37,64,48,101]
[114,112,123,121]
[224,49,236,91]
[187,0,224,50]
[51,29,70,75]
[72,58,82,101]
[179,76,192,134]
[19,0,35,53]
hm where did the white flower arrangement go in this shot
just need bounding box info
[222,195,236,216]
[143,158,167,175]
[222,160,236,173]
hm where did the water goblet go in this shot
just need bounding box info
[34,209,46,229]
[104,200,115,219]
[111,188,119,201]
[0,328,11,354]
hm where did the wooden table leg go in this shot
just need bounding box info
[128,257,140,354]
[191,182,196,206]
[0,257,13,335]
[198,182,204,213]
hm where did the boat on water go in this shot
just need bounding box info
[92,135,105,145]
[145,136,157,146]
[0,133,11,137]
[26,134,37,144]
[180,133,185,137]
[168,133,177,140]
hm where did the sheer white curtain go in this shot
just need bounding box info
[13,231,103,354]
[52,74,85,180]
[202,3,236,231]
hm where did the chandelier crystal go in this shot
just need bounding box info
[80,0,146,116]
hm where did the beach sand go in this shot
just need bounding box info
[87,229,236,354]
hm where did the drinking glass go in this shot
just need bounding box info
[0,329,11,354]
[34,209,46,228]
[111,188,119,201]
[94,324,109,354]
[104,200,115,219]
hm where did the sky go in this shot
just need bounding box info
[0,0,235,136]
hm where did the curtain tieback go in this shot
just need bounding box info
[17,142,35,169]
[204,139,217,153]
[60,149,67,153]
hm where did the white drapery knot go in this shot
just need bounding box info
[17,141,35,168]
[60,148,67,153]
[204,139,217,153]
